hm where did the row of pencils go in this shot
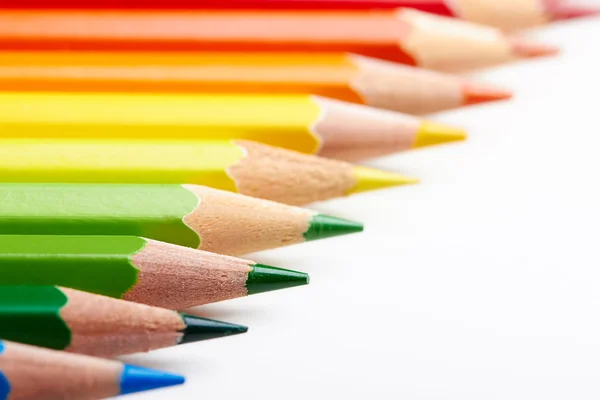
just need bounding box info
[0,1,595,399]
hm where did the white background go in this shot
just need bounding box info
[122,11,600,400]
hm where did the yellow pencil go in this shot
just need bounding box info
[0,92,466,161]
[0,138,417,205]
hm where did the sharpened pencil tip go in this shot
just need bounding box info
[510,38,560,58]
[304,214,363,241]
[461,82,513,106]
[413,121,467,149]
[179,315,248,343]
[119,364,185,395]
[549,4,600,20]
[246,264,309,295]
[350,166,419,195]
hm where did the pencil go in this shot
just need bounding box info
[0,92,467,156]
[13,0,594,32]
[0,140,417,204]
[0,285,248,357]
[0,9,558,72]
[0,340,184,399]
[0,52,512,115]
[0,235,309,309]
[0,184,362,255]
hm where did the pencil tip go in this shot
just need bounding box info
[413,121,467,149]
[119,364,185,395]
[179,315,248,343]
[549,4,600,20]
[246,264,309,295]
[510,38,560,58]
[350,166,419,195]
[304,214,364,241]
[461,82,513,106]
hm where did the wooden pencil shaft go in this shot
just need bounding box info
[0,340,185,399]
[0,285,248,357]
[0,9,556,72]
[0,0,582,31]
[0,51,510,114]
[0,52,504,114]
[0,138,416,204]
[0,235,308,309]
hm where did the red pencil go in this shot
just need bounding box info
[1,0,596,31]
[0,9,558,73]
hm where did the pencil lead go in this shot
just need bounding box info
[179,315,248,344]
[304,214,363,241]
[549,4,600,20]
[461,82,513,106]
[350,166,419,195]
[119,364,185,395]
[246,264,309,295]
[510,38,560,58]
[412,121,467,149]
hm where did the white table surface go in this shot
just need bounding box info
[121,11,600,400]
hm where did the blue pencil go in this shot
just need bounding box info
[0,340,184,399]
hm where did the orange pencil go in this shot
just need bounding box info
[0,51,511,114]
[0,9,557,73]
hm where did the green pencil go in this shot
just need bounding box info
[0,183,363,256]
[0,285,248,357]
[0,235,309,309]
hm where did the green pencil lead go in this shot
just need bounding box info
[179,315,248,344]
[246,264,309,295]
[304,214,364,241]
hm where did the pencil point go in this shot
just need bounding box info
[413,121,467,149]
[246,264,309,295]
[119,364,185,395]
[461,82,513,106]
[510,38,560,58]
[548,4,600,20]
[304,214,364,241]
[350,166,419,195]
[179,315,248,343]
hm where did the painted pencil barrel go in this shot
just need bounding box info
[0,9,558,72]
[0,340,184,399]
[0,53,511,115]
[0,140,418,205]
[0,286,248,357]
[0,235,309,309]
[0,183,362,255]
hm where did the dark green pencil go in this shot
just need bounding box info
[0,285,248,357]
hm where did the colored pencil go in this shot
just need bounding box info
[0,9,558,72]
[0,340,184,399]
[0,139,417,204]
[0,52,512,115]
[0,92,467,157]
[0,235,309,310]
[0,184,362,255]
[11,0,593,32]
[0,286,248,357]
